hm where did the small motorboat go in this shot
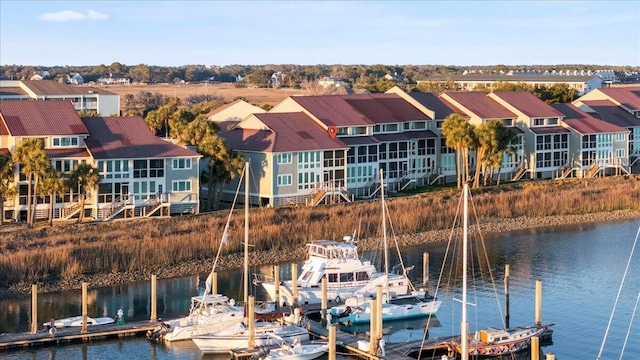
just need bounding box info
[251,338,328,360]
[43,315,115,329]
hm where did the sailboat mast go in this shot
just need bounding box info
[380,169,389,281]
[461,183,469,360]
[244,162,249,305]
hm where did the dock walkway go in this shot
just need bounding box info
[0,320,157,351]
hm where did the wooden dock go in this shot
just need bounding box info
[0,320,157,351]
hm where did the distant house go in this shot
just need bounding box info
[67,73,84,85]
[97,73,131,85]
[29,70,50,81]
[0,80,119,116]
[271,72,285,87]
[318,77,346,88]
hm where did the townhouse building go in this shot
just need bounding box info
[0,80,119,116]
[0,100,200,223]
[423,74,605,95]
[573,87,640,164]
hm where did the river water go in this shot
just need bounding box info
[1,219,639,359]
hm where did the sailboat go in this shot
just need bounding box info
[147,168,248,342]
[329,169,441,324]
[444,183,553,358]
[192,162,310,354]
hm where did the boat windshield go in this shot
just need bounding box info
[309,242,359,260]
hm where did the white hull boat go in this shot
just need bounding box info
[331,291,442,324]
[44,316,114,328]
[254,341,328,360]
[192,321,310,354]
[258,238,410,305]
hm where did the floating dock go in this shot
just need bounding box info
[0,320,156,351]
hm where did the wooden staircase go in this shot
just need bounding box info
[103,194,135,221]
[586,165,601,178]
[511,167,527,181]
[59,195,85,220]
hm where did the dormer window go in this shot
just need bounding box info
[52,136,79,147]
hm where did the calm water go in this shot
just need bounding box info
[1,219,639,359]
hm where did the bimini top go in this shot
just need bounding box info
[307,237,359,261]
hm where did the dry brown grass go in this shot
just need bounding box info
[97,83,305,109]
[1,176,639,288]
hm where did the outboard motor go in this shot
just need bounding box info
[146,322,171,341]
[250,346,270,360]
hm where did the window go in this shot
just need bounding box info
[134,159,164,178]
[615,133,625,142]
[277,174,292,186]
[172,180,191,192]
[52,136,79,147]
[173,158,192,169]
[277,153,292,164]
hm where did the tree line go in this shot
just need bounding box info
[2,63,637,88]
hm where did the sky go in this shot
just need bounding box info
[1,1,639,67]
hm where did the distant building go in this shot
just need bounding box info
[67,73,84,85]
[97,73,130,85]
[422,73,605,95]
[0,80,119,116]
[318,77,346,88]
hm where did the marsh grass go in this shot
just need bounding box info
[1,177,639,288]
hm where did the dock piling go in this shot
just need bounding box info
[535,280,542,326]
[212,272,217,294]
[274,265,280,308]
[530,336,539,360]
[151,275,157,322]
[505,264,510,328]
[81,282,88,334]
[291,263,298,305]
[31,285,37,334]
[328,324,336,360]
[423,252,429,287]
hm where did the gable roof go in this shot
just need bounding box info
[20,80,116,96]
[552,103,628,134]
[581,100,640,128]
[491,91,565,118]
[223,112,348,153]
[81,117,200,159]
[290,93,427,127]
[596,87,640,111]
[443,91,517,119]
[0,99,89,136]
[408,92,459,119]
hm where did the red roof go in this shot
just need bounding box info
[291,95,371,127]
[0,100,89,136]
[81,117,200,159]
[223,112,348,152]
[491,92,565,118]
[290,93,427,127]
[45,148,90,158]
[597,87,640,111]
[0,148,10,157]
[408,92,459,119]
[552,103,628,134]
[443,92,517,119]
[343,94,430,124]
[529,126,570,134]
[581,100,640,128]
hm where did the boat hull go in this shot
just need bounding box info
[193,323,310,354]
[333,300,442,324]
[264,343,328,360]
[44,316,114,328]
[446,324,552,357]
[163,311,244,341]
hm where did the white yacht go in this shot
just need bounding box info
[258,236,410,305]
[147,293,244,342]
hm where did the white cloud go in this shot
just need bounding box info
[39,9,108,22]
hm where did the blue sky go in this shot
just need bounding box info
[1,1,638,67]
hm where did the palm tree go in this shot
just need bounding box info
[441,114,475,188]
[0,153,16,226]
[39,167,67,226]
[13,139,50,228]
[198,134,245,211]
[66,163,100,223]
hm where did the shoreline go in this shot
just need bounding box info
[3,209,639,298]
